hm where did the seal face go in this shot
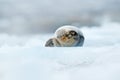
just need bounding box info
[45,25,84,47]
[56,30,79,47]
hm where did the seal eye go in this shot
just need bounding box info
[69,30,77,36]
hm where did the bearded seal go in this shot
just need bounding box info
[45,25,84,47]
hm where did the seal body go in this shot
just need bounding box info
[45,25,84,47]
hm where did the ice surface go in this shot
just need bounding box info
[0,22,120,80]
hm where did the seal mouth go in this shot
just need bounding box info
[61,36,67,42]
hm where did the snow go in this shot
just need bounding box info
[0,22,120,80]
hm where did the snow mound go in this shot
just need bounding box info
[0,22,120,80]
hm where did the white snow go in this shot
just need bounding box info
[0,22,120,80]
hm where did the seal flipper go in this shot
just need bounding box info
[45,38,54,47]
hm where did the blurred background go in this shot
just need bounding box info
[0,0,120,35]
[1,1,120,80]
